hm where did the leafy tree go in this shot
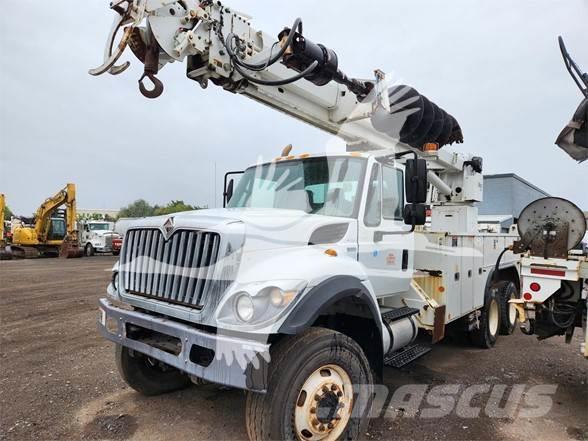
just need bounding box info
[4,205,13,221]
[153,200,200,216]
[118,199,155,218]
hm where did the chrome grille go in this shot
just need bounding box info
[121,229,222,308]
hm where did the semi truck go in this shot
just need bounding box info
[91,2,520,439]
[78,220,122,256]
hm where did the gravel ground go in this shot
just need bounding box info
[0,257,586,441]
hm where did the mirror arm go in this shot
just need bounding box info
[374,224,416,242]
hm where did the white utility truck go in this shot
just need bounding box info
[78,220,121,256]
[91,2,520,439]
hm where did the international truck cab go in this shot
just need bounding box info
[99,150,519,440]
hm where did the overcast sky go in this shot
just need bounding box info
[1,0,586,215]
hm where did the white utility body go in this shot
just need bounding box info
[91,2,521,440]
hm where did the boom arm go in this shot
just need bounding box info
[90,1,481,205]
[34,184,78,243]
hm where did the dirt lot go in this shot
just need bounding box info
[0,257,586,441]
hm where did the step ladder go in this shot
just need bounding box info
[384,343,432,368]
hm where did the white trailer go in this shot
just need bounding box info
[90,2,521,439]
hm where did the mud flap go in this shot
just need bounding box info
[432,304,446,343]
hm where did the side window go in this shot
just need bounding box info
[364,164,381,227]
[382,166,404,220]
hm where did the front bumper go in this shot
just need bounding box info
[98,298,270,391]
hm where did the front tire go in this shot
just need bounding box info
[245,328,373,441]
[470,289,501,349]
[115,345,191,396]
[85,243,95,257]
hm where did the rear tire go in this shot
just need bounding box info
[245,328,373,441]
[498,281,519,335]
[85,243,95,257]
[470,289,501,349]
[115,345,191,396]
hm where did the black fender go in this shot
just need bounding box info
[277,276,382,336]
[485,263,520,299]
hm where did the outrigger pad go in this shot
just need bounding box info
[556,97,588,162]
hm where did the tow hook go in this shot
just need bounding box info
[520,318,535,336]
[510,300,535,335]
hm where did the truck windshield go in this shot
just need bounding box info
[228,157,366,218]
[89,223,110,231]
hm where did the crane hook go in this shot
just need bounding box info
[138,41,165,99]
[138,72,164,99]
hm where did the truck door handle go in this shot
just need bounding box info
[402,249,409,271]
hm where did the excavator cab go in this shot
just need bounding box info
[47,217,67,242]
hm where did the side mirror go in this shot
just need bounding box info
[403,203,427,226]
[405,158,428,203]
[224,179,234,206]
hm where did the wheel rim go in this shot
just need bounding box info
[294,364,353,441]
[508,293,517,325]
[489,299,499,336]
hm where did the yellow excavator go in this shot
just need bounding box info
[10,184,83,259]
[0,193,11,260]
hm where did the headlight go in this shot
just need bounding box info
[106,262,120,300]
[235,293,255,322]
[216,280,307,328]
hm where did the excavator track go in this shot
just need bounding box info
[9,246,40,259]
[0,246,12,260]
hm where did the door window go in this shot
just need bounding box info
[364,164,381,227]
[382,166,404,221]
